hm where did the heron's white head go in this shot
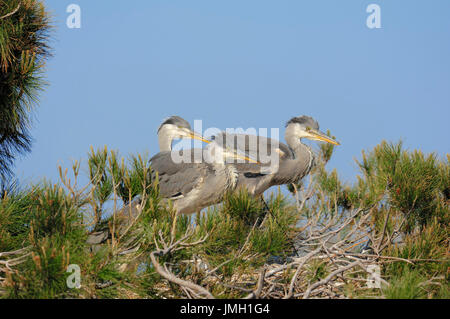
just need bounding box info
[285,116,340,146]
[158,116,210,151]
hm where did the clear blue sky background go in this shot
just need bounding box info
[13,0,450,190]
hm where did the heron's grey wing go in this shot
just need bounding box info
[212,133,292,161]
[212,133,292,177]
[150,151,210,199]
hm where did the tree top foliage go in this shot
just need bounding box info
[0,0,52,181]
[0,140,448,299]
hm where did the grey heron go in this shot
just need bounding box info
[212,115,340,196]
[120,116,257,216]
[150,134,258,215]
[112,116,210,217]
[88,116,213,248]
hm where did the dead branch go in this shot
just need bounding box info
[244,268,266,299]
[149,226,213,299]
[150,251,214,299]
[303,261,360,299]
[284,246,322,299]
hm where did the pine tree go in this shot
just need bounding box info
[0,0,51,182]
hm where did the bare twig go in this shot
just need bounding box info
[149,226,213,299]
[284,247,322,299]
[150,251,214,299]
[244,268,266,299]
[303,261,360,299]
[0,3,21,20]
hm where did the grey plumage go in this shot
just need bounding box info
[157,116,191,133]
[88,116,210,245]
[212,133,291,196]
[212,115,339,196]
[285,115,319,130]
[212,133,293,162]
[150,116,255,215]
[118,115,338,217]
[151,151,210,199]
[150,146,238,215]
[117,116,211,216]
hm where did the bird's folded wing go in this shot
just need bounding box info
[150,151,211,199]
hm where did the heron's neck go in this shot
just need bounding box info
[204,144,226,166]
[276,134,315,184]
[158,131,173,152]
[288,138,311,159]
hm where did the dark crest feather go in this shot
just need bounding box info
[286,116,319,130]
[158,116,191,133]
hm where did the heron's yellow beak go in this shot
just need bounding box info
[308,130,340,145]
[188,131,211,144]
[233,153,260,164]
[223,147,260,164]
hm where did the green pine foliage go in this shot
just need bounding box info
[0,140,448,298]
[355,141,448,231]
[0,146,303,298]
[0,0,51,181]
[288,139,448,299]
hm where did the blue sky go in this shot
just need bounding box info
[13,0,450,189]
